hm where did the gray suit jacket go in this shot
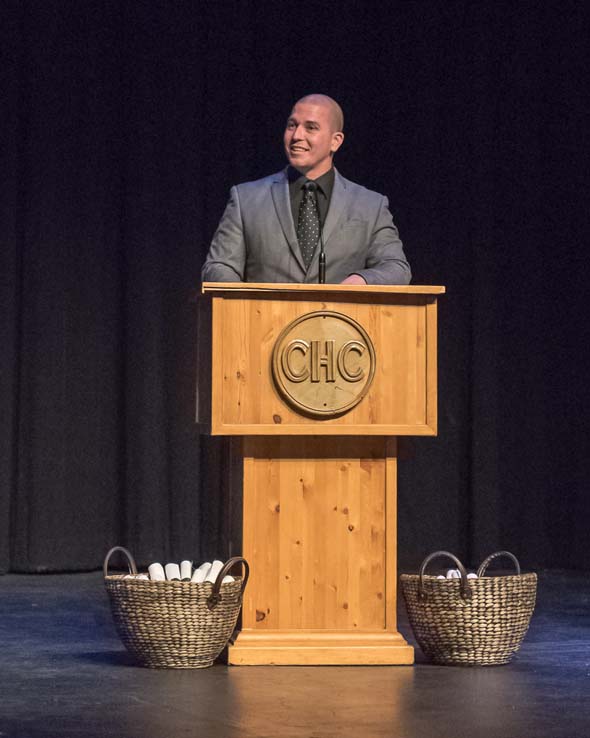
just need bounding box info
[201,168,411,285]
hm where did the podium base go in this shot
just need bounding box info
[228,629,414,666]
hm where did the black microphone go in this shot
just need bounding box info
[305,181,326,284]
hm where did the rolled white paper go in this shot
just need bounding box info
[222,575,235,584]
[137,574,149,580]
[191,562,211,583]
[436,575,446,579]
[467,573,478,579]
[148,563,166,581]
[446,569,461,579]
[180,560,193,581]
[165,563,181,581]
[205,560,224,584]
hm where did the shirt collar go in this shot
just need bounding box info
[287,166,334,198]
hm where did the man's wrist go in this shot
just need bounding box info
[340,273,367,285]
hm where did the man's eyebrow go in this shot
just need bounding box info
[286,116,320,126]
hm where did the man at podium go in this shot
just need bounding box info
[202,94,411,286]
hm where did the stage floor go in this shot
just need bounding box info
[0,569,588,738]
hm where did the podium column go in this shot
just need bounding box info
[228,436,413,665]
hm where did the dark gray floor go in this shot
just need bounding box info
[1,570,589,738]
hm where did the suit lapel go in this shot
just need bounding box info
[271,171,306,273]
[322,168,347,246]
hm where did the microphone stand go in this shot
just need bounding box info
[318,242,326,284]
[309,184,326,284]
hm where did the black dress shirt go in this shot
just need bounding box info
[288,166,335,228]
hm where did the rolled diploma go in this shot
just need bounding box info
[148,563,166,581]
[180,560,193,581]
[205,560,224,584]
[191,562,211,583]
[165,563,181,581]
[222,575,235,584]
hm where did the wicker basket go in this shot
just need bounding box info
[104,547,249,669]
[401,550,537,666]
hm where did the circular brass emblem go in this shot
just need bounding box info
[271,311,376,418]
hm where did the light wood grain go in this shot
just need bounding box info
[232,437,412,664]
[229,629,413,666]
[208,293,440,435]
[203,281,445,295]
[201,285,444,665]
[385,438,398,631]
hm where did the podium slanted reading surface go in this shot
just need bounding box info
[198,282,445,665]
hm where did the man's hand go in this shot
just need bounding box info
[340,274,367,285]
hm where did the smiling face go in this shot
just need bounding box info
[283,98,344,179]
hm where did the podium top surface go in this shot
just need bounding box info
[202,282,445,296]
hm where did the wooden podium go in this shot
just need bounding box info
[198,282,444,665]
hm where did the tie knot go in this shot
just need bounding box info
[303,181,317,194]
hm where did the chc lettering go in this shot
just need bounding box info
[280,339,366,383]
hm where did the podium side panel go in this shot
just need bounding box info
[195,297,212,429]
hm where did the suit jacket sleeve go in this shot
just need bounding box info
[352,196,411,286]
[201,186,245,282]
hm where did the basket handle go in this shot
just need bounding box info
[207,556,250,611]
[477,550,521,578]
[418,550,472,601]
[103,546,138,578]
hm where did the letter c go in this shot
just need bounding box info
[281,340,310,382]
[337,340,365,382]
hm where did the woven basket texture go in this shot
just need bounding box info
[105,576,244,668]
[401,572,537,666]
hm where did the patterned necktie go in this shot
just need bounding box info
[297,182,320,269]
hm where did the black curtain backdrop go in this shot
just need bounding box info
[1,1,589,574]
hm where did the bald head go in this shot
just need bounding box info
[294,94,344,133]
[284,94,345,179]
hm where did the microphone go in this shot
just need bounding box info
[305,181,326,284]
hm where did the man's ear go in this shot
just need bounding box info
[331,131,344,154]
